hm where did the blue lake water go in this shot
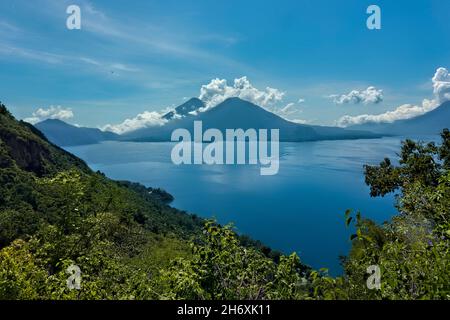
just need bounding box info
[65,136,437,275]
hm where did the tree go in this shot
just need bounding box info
[340,129,450,299]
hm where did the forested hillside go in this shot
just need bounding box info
[1,102,449,299]
[0,102,289,299]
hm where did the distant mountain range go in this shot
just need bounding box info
[35,119,118,146]
[348,101,450,135]
[35,97,450,147]
[121,97,380,142]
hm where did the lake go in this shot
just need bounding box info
[66,136,437,275]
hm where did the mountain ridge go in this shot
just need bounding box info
[162,97,205,120]
[35,119,119,146]
[348,101,450,135]
[31,97,384,145]
[122,97,380,142]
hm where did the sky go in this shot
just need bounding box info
[0,0,449,132]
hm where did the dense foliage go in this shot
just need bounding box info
[1,101,449,300]
[337,130,450,299]
[0,103,201,299]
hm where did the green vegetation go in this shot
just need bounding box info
[337,130,450,299]
[1,101,449,300]
[0,102,200,299]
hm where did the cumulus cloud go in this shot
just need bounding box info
[330,86,383,105]
[103,77,302,134]
[433,67,450,104]
[337,68,450,127]
[102,111,167,134]
[197,76,308,120]
[23,106,74,124]
[199,76,285,111]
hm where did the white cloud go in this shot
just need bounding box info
[337,68,450,127]
[110,63,140,72]
[290,118,311,125]
[271,102,304,119]
[102,111,167,134]
[330,86,383,105]
[199,76,285,111]
[197,76,311,122]
[101,77,303,135]
[197,76,310,122]
[79,57,140,74]
[280,103,296,114]
[23,106,74,124]
[78,1,243,68]
[0,44,63,64]
[433,67,450,104]
[337,102,437,127]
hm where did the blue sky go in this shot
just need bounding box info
[0,0,449,131]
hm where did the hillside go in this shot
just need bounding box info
[0,103,216,232]
[35,119,119,146]
[0,102,290,299]
[0,102,203,298]
[0,101,205,240]
[123,97,379,142]
[2,102,450,300]
[0,110,90,176]
[349,101,450,135]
